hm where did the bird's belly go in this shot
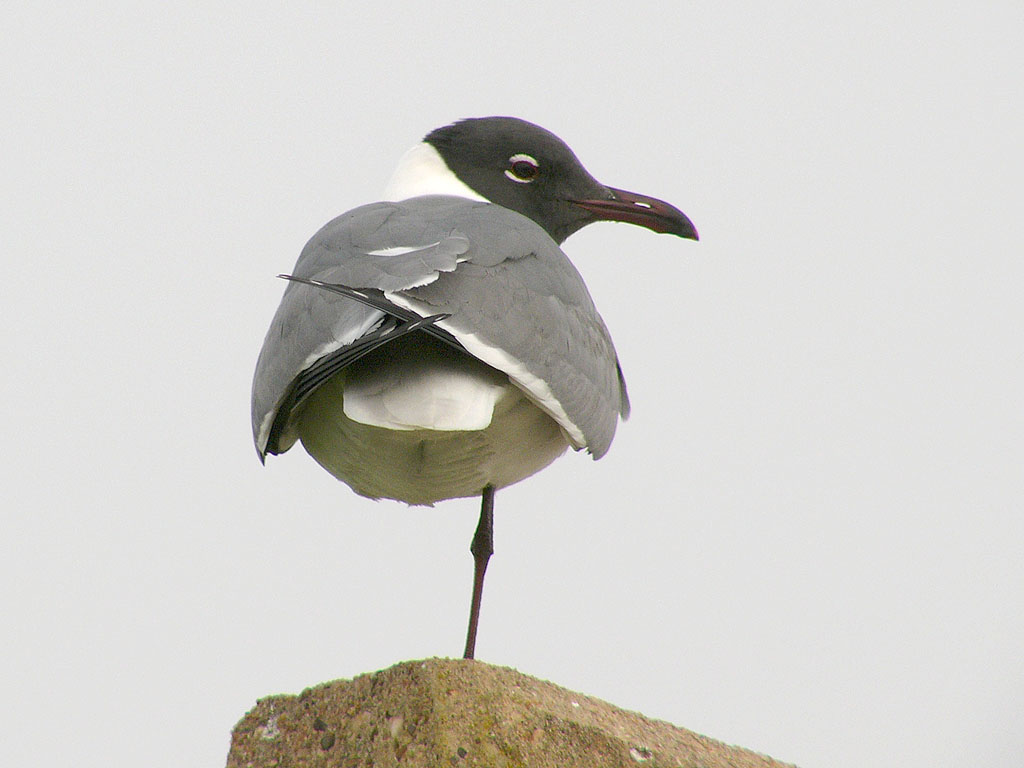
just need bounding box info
[295,341,570,505]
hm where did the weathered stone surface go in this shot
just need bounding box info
[227,658,794,768]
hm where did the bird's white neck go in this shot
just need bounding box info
[382,142,489,202]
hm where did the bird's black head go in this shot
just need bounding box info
[423,117,698,245]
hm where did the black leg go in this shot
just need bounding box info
[463,485,495,660]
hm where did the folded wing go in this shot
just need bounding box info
[251,196,628,461]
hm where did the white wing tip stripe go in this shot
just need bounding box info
[256,411,275,453]
[365,243,440,257]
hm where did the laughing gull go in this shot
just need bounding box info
[252,117,697,659]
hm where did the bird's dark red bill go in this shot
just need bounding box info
[571,187,698,240]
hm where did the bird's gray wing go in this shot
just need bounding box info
[385,201,628,458]
[252,200,471,457]
[252,196,628,460]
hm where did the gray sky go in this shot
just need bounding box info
[3,2,1021,766]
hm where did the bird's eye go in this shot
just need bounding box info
[505,153,539,183]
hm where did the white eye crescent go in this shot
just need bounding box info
[504,153,539,183]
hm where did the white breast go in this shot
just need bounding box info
[294,335,571,504]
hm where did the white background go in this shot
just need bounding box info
[3,2,1021,766]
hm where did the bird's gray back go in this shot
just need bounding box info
[251,196,627,459]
